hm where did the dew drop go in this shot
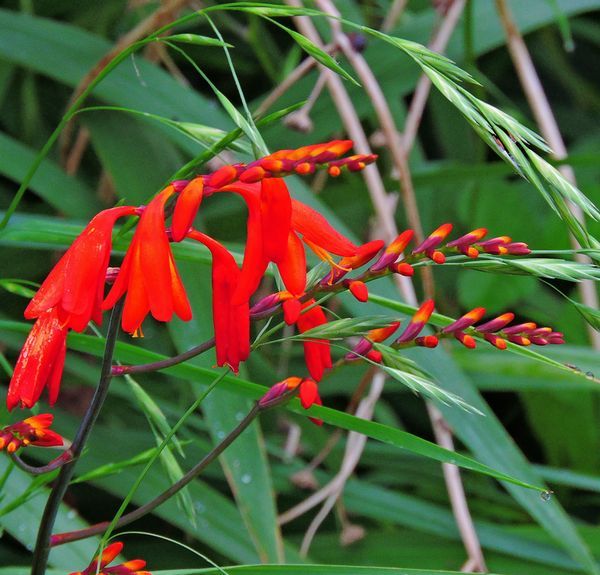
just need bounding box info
[216,430,226,440]
[585,371,595,378]
[235,412,245,421]
[540,490,553,502]
[233,459,240,468]
[194,501,206,513]
[67,510,76,519]
[241,473,252,484]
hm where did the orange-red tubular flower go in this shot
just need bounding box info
[296,300,332,382]
[7,309,68,411]
[395,300,435,343]
[25,205,137,332]
[321,239,384,285]
[371,230,414,272]
[346,320,401,360]
[188,231,250,373]
[69,541,150,575]
[171,177,203,242]
[218,182,359,301]
[259,376,303,407]
[260,178,292,263]
[0,414,63,452]
[103,186,192,335]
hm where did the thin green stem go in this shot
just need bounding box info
[30,300,123,575]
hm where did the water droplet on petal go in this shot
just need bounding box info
[241,473,252,484]
[540,490,553,502]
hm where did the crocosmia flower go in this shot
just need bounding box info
[0,414,63,452]
[103,186,192,335]
[7,308,68,411]
[188,230,250,372]
[296,299,332,382]
[69,541,150,575]
[218,181,360,301]
[25,205,136,332]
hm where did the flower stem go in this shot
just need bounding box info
[30,300,123,575]
[111,336,215,375]
[10,451,71,476]
[51,401,265,546]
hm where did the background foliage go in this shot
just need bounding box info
[0,1,599,574]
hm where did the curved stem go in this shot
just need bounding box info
[10,451,71,476]
[51,402,264,546]
[112,337,215,375]
[30,301,123,575]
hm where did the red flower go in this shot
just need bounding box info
[171,177,204,242]
[218,181,359,301]
[103,186,192,335]
[346,320,401,360]
[258,376,323,425]
[395,300,435,343]
[296,300,332,382]
[69,541,150,575]
[7,308,68,411]
[0,414,63,452]
[188,231,250,372]
[25,205,136,332]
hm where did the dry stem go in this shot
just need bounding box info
[283,2,485,569]
[402,0,467,151]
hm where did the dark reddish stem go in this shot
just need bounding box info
[30,300,123,575]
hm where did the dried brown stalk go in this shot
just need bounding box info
[282,2,486,569]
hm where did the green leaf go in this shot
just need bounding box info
[158,34,232,48]
[570,299,600,331]
[267,18,360,86]
[294,315,395,340]
[442,255,600,281]
[0,278,37,298]
[124,375,196,527]
[0,131,101,218]
[71,443,192,485]
[376,344,483,414]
